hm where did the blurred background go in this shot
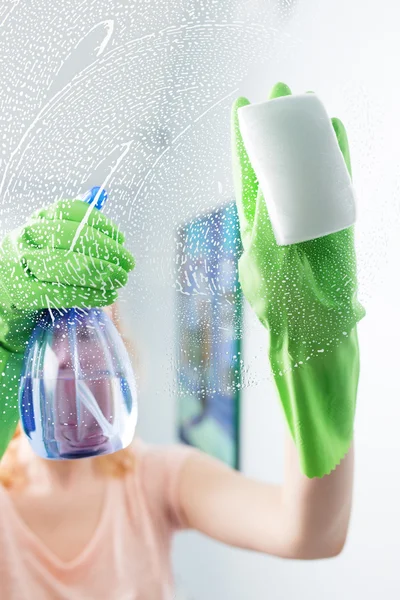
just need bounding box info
[1,0,400,597]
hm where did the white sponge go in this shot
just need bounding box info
[238,93,356,245]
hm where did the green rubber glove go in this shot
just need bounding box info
[231,82,366,477]
[0,198,135,459]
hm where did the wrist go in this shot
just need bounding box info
[268,326,360,377]
[0,307,38,355]
[268,327,360,478]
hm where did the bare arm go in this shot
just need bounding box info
[178,433,354,560]
[110,300,355,559]
[177,323,359,559]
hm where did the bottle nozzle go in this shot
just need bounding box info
[80,186,108,211]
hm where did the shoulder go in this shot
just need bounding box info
[130,437,196,489]
[132,437,194,462]
[127,438,198,530]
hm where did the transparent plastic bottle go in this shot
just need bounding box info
[18,188,138,459]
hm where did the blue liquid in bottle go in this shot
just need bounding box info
[18,188,138,459]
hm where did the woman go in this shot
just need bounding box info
[0,304,354,599]
[0,82,363,599]
[0,273,356,600]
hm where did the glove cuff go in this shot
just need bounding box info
[0,306,38,355]
[269,327,361,478]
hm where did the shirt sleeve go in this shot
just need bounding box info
[135,441,196,531]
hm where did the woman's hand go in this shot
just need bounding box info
[231,81,365,477]
[0,198,135,353]
[231,82,365,367]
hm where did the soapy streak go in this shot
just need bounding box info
[0,28,155,202]
[0,0,21,29]
[128,86,239,220]
[66,141,132,255]
[2,18,257,205]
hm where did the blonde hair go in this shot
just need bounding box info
[0,423,136,489]
[0,303,140,490]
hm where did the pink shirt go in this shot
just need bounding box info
[0,440,194,600]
